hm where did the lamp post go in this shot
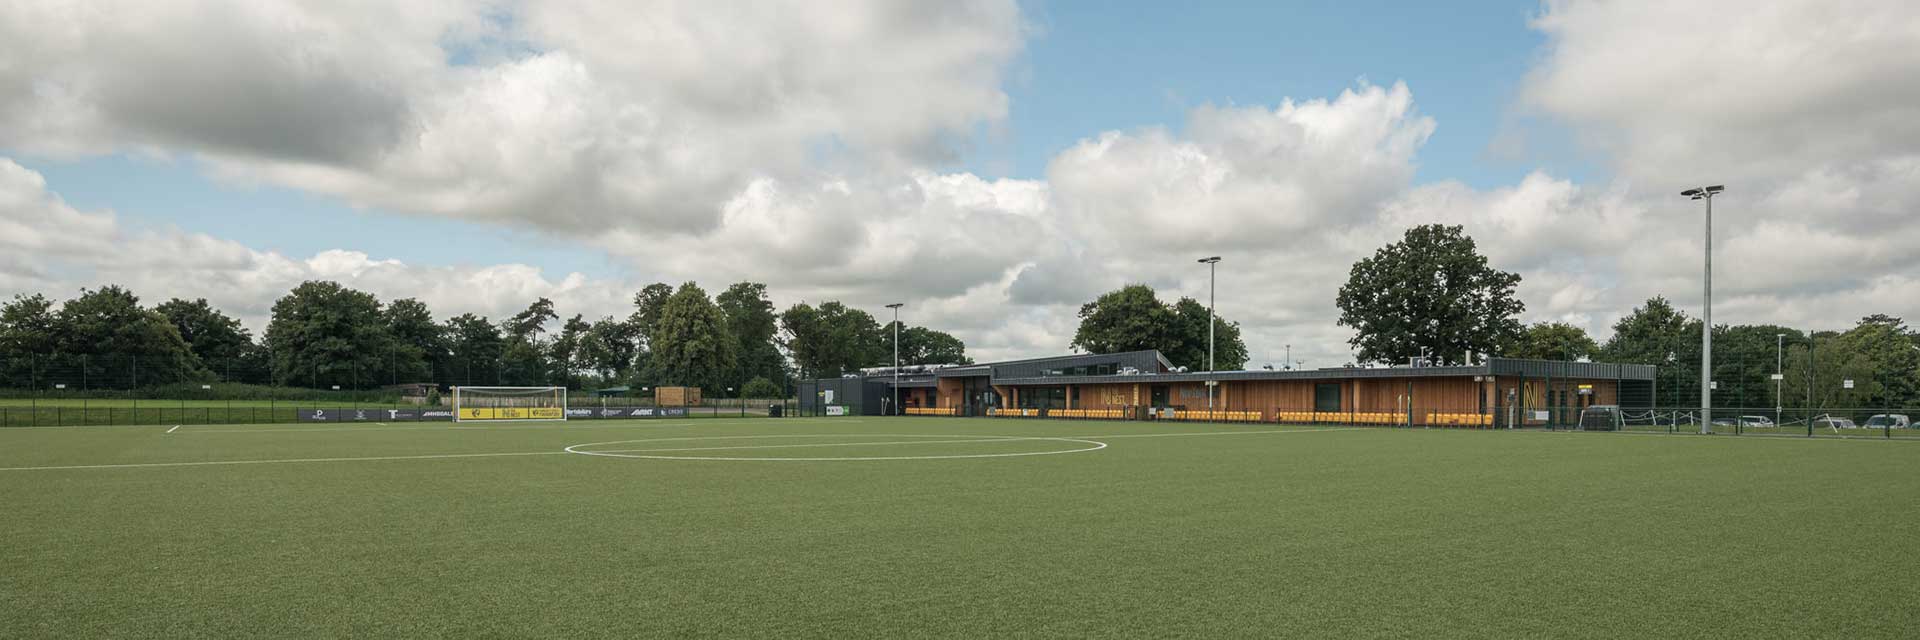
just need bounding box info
[886,303,903,416]
[1285,344,1292,370]
[1198,256,1221,410]
[1681,185,1724,434]
[1776,333,1784,427]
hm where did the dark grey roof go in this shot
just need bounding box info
[993,365,1487,386]
[1488,358,1656,380]
[832,352,1653,386]
[932,349,1171,378]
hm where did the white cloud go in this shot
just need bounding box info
[5,0,1920,368]
[0,158,635,330]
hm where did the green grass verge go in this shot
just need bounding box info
[2,417,1917,638]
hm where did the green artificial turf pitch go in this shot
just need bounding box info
[2,417,1917,638]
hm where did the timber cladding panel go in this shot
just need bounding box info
[936,378,965,409]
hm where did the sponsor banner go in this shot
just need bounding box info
[565,408,597,419]
[298,408,346,422]
[826,406,847,416]
[459,407,566,421]
[599,408,630,418]
[419,409,455,422]
[303,408,409,422]
[658,407,688,417]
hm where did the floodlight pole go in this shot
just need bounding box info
[1198,256,1222,410]
[1776,333,1784,427]
[887,303,903,416]
[1682,185,1724,435]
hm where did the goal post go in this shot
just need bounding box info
[452,386,568,422]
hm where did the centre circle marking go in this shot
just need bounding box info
[563,433,1108,461]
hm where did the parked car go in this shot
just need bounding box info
[1863,414,1912,429]
[1813,416,1858,430]
[1738,415,1775,428]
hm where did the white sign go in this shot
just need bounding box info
[53,383,65,389]
[1710,381,1718,390]
[826,406,847,416]
[200,385,212,390]
[823,389,835,404]
[1532,410,1550,421]
[1205,380,1218,387]
[1770,373,1784,380]
[1843,379,1855,389]
[331,385,341,390]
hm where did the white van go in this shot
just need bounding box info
[1863,414,1912,429]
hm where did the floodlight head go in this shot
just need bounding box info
[1681,185,1725,199]
[1198,256,1222,264]
[885,303,904,309]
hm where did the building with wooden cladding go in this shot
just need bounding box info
[798,350,1655,428]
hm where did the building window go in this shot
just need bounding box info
[1314,383,1342,413]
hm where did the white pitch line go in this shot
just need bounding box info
[1067,427,1362,439]
[181,419,788,434]
[588,437,1036,454]
[165,425,180,434]
[0,450,569,472]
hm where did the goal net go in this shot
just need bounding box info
[453,386,567,422]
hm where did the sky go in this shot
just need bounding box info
[3,0,1918,368]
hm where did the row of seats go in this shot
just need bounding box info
[1273,411,1401,425]
[1168,410,1263,422]
[986,408,1040,417]
[1273,410,1495,427]
[904,407,958,416]
[1051,409,1128,419]
[1426,412,1493,426]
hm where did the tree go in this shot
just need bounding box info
[629,283,674,345]
[0,294,58,351]
[0,294,57,387]
[1335,224,1525,365]
[740,376,783,400]
[443,313,505,386]
[154,298,255,367]
[579,316,642,381]
[1600,296,1702,406]
[645,283,737,391]
[1783,332,1880,410]
[1834,315,1920,408]
[499,298,558,386]
[886,324,972,366]
[1070,284,1176,356]
[1167,297,1248,371]
[382,298,443,384]
[1710,324,1805,411]
[547,314,592,388]
[1070,284,1246,370]
[717,282,787,388]
[263,281,391,389]
[58,286,207,385]
[1509,322,1599,361]
[780,301,883,379]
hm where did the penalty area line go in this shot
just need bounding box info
[165,425,181,434]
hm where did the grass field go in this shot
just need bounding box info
[3,417,1917,638]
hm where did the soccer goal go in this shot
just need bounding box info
[452,386,568,423]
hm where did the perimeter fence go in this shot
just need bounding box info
[0,354,792,427]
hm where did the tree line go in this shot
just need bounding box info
[0,281,972,397]
[1325,223,1920,409]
